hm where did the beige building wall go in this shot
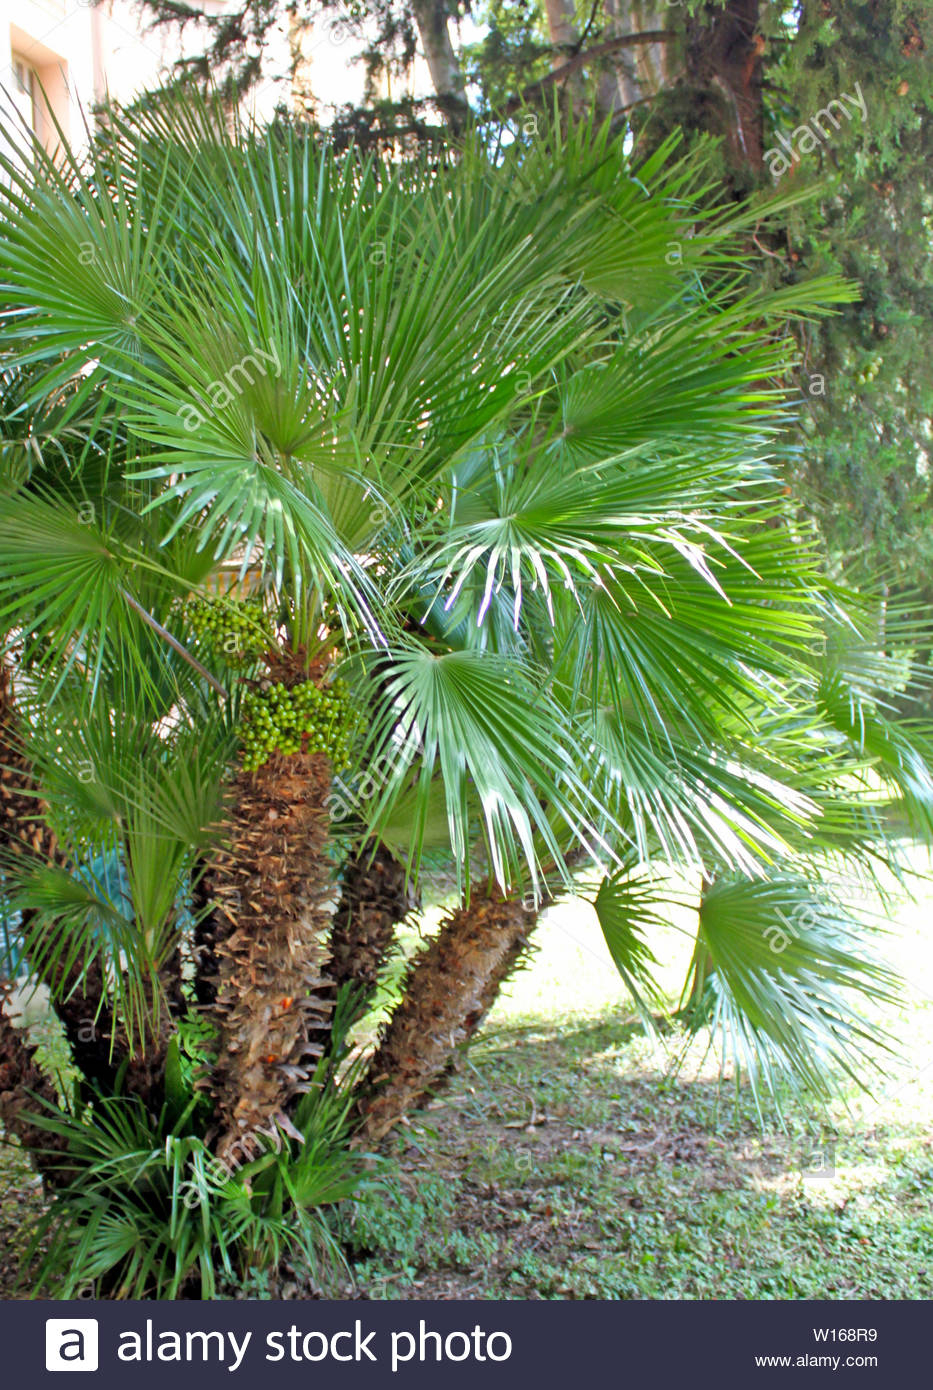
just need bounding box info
[1,0,98,150]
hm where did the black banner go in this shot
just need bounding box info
[2,1298,922,1386]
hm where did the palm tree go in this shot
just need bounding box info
[0,97,928,1290]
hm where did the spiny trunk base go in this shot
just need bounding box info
[206,751,336,1162]
[330,841,418,999]
[358,890,537,1143]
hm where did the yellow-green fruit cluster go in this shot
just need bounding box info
[239,680,356,772]
[186,595,275,665]
[855,355,883,386]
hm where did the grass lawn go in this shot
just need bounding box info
[2,851,932,1300]
[342,853,933,1300]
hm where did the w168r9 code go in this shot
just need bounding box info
[813,1329,878,1343]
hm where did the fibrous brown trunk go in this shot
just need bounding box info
[205,747,336,1162]
[358,888,537,1142]
[0,990,71,1186]
[330,841,418,1001]
[0,665,122,1093]
[684,0,764,171]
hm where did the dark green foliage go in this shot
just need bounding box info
[22,1001,367,1299]
[771,2,933,596]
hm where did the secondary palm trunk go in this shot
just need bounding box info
[0,665,121,1093]
[0,989,71,1184]
[357,888,537,1142]
[204,704,336,1162]
[330,840,418,1003]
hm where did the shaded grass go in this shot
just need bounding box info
[342,1015,933,1299]
[342,855,933,1300]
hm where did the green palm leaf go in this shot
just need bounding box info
[684,874,899,1109]
[364,645,616,893]
[592,860,670,1028]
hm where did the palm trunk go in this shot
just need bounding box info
[0,989,72,1186]
[330,840,418,1004]
[205,718,336,1162]
[358,887,537,1142]
[0,665,122,1093]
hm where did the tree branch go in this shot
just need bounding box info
[573,0,602,57]
[506,29,674,112]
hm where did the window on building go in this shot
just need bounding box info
[10,57,40,136]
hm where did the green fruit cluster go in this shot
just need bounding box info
[239,679,356,772]
[855,356,883,386]
[185,595,275,665]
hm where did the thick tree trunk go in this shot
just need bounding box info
[544,0,578,63]
[357,888,537,1142]
[684,0,764,171]
[620,2,763,192]
[411,0,469,128]
[206,745,336,1163]
[330,841,418,1003]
